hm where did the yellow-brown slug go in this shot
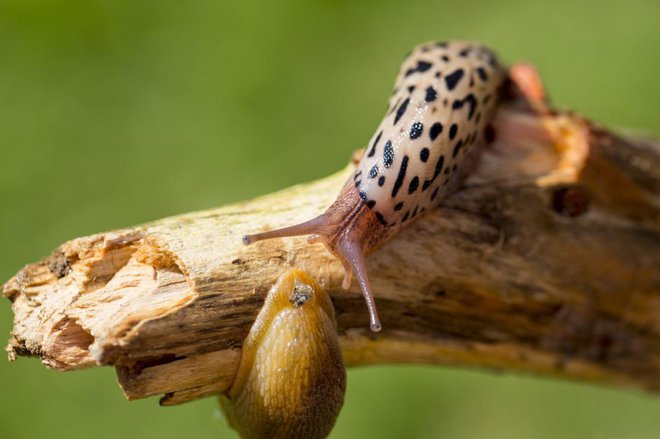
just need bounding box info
[219,270,346,439]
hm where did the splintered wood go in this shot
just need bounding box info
[4,110,660,405]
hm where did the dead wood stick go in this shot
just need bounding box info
[3,109,660,406]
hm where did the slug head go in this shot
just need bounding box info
[243,183,385,332]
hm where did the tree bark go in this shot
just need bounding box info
[3,109,660,406]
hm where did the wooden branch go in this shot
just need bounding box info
[3,109,660,406]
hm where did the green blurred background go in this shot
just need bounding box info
[1,0,659,438]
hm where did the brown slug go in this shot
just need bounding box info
[219,270,346,439]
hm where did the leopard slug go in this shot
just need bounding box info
[243,41,506,332]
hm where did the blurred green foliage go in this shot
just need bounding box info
[1,1,659,438]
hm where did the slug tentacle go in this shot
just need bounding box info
[242,213,331,245]
[337,230,382,332]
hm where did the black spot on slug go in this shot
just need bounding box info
[444,68,465,91]
[394,98,409,125]
[449,124,458,140]
[422,180,431,191]
[464,93,477,120]
[477,67,488,81]
[407,85,416,93]
[391,155,409,198]
[420,147,430,162]
[417,61,432,72]
[433,155,445,179]
[424,86,437,102]
[452,140,464,158]
[369,165,379,178]
[378,175,386,186]
[408,176,419,194]
[375,212,387,226]
[367,200,376,209]
[405,60,433,77]
[431,187,440,200]
[367,131,382,157]
[409,122,423,139]
[383,141,394,168]
[459,47,471,57]
[429,122,443,141]
[394,202,404,211]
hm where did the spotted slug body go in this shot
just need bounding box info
[356,41,504,227]
[220,270,345,439]
[244,41,506,332]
